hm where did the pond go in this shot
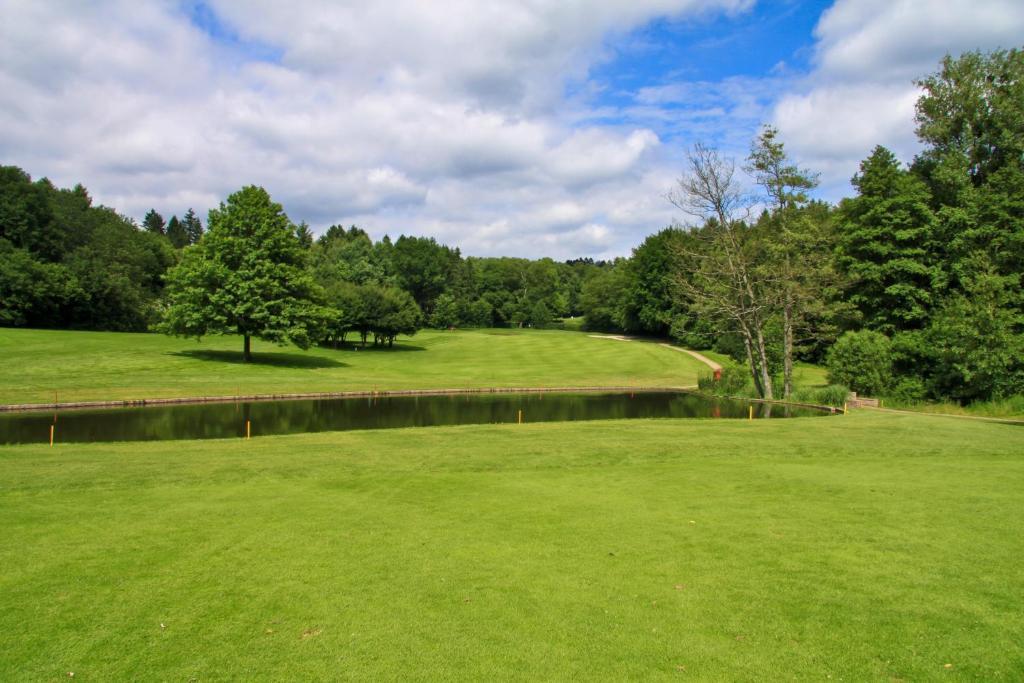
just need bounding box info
[0,390,833,445]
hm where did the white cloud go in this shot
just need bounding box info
[3,0,748,257]
[772,0,1024,197]
[3,0,1019,258]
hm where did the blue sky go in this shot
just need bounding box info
[596,0,826,87]
[2,0,1022,258]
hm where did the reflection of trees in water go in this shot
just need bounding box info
[0,392,831,444]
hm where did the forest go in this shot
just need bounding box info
[1,49,1021,404]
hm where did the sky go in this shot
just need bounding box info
[1,0,1022,259]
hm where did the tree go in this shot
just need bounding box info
[914,49,1024,302]
[924,265,1024,402]
[579,263,628,331]
[166,215,189,249]
[668,143,775,399]
[142,209,166,236]
[620,228,688,335]
[915,48,1024,190]
[372,287,422,347]
[826,330,892,396]
[746,125,820,398]
[160,186,330,361]
[836,146,942,335]
[182,208,204,244]
[0,166,57,260]
[312,225,384,286]
[392,235,454,315]
[295,221,314,250]
[527,300,551,329]
[429,292,459,328]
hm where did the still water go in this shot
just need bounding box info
[0,391,832,445]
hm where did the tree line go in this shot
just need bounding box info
[582,48,1023,404]
[2,48,1020,404]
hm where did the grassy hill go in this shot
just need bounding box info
[0,328,706,405]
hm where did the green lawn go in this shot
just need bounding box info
[0,328,705,405]
[1,412,1022,679]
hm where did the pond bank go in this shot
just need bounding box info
[0,384,697,413]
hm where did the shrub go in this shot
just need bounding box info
[698,365,752,396]
[826,330,892,395]
[815,384,851,407]
[887,376,928,403]
[792,384,849,407]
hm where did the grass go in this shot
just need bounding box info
[884,396,1024,420]
[2,412,1022,679]
[0,328,706,405]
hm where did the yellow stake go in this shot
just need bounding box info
[518,409,523,424]
[246,420,251,439]
[843,402,848,415]
[749,405,753,420]
[49,424,54,447]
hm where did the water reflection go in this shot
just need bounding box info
[0,391,830,445]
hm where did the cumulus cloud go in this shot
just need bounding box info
[2,0,1019,258]
[2,0,759,258]
[772,0,1024,196]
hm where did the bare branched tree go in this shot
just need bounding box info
[667,143,775,399]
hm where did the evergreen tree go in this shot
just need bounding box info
[836,146,942,335]
[166,215,189,248]
[295,221,314,250]
[142,209,166,236]
[182,208,203,244]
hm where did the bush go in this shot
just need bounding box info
[698,365,751,396]
[815,384,851,407]
[826,330,892,395]
[887,376,928,403]
[792,384,849,407]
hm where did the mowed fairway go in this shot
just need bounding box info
[0,328,703,405]
[2,413,1023,679]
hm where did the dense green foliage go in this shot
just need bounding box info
[1,49,1020,403]
[0,168,175,330]
[826,330,892,396]
[3,413,1022,679]
[160,186,331,361]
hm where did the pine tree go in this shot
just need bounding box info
[182,208,203,244]
[142,209,166,236]
[836,146,942,335]
[166,215,189,248]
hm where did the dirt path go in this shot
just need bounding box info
[586,334,633,342]
[657,344,722,372]
[588,334,722,372]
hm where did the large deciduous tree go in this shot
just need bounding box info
[160,185,330,361]
[668,143,775,399]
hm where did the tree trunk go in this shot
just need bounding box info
[243,334,251,362]
[783,293,794,399]
[739,325,764,398]
[753,321,774,400]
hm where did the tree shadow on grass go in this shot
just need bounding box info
[170,350,348,369]
[334,343,426,353]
